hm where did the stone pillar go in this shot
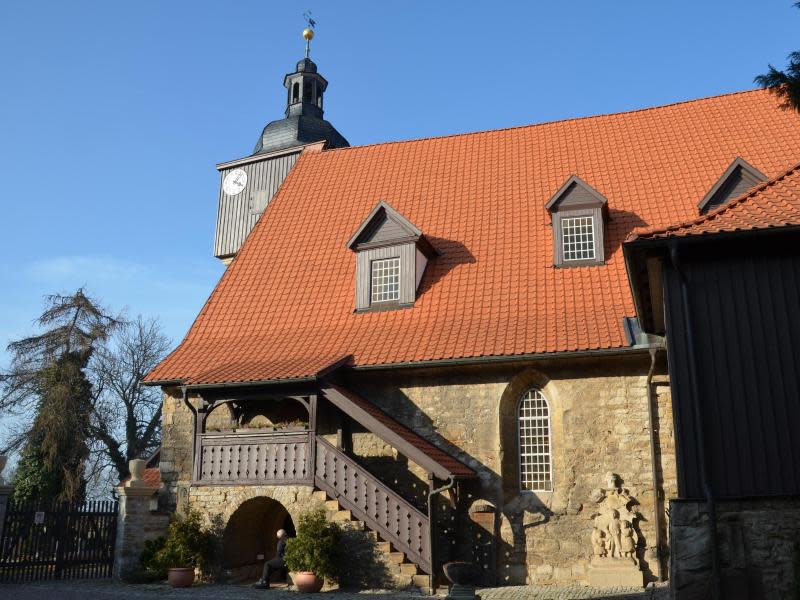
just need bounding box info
[0,455,11,541]
[113,459,170,580]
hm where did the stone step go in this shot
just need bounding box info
[340,520,365,531]
[375,541,392,553]
[312,490,328,503]
[331,509,352,522]
[400,563,419,576]
[324,499,340,511]
[412,574,431,589]
[387,551,405,564]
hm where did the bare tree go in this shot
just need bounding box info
[88,316,170,484]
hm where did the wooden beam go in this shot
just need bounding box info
[321,385,455,480]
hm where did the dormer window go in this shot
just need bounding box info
[697,157,767,213]
[546,175,608,267]
[347,201,437,311]
[561,215,596,261]
[371,257,400,303]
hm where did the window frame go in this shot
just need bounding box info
[552,208,605,267]
[370,256,401,304]
[560,214,597,262]
[517,388,553,493]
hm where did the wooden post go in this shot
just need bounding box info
[428,474,437,593]
[309,393,318,484]
[192,400,206,484]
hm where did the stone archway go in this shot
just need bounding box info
[222,497,296,582]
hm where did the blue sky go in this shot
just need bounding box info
[0,0,798,363]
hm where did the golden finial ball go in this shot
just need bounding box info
[303,28,314,41]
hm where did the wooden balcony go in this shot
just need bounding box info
[194,429,313,486]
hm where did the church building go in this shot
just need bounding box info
[142,30,800,591]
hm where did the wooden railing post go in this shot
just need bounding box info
[428,474,437,591]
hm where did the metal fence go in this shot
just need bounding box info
[0,499,118,582]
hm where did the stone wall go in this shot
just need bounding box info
[345,353,676,587]
[157,352,676,588]
[159,387,197,512]
[670,498,800,600]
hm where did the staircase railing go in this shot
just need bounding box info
[314,436,431,574]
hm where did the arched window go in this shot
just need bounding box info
[518,389,552,492]
[292,82,300,103]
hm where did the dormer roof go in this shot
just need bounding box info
[697,156,767,213]
[347,200,436,256]
[545,175,608,212]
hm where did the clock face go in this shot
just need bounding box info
[222,168,248,196]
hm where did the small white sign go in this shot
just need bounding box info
[34,511,45,525]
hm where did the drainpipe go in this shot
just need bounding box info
[669,243,721,600]
[427,475,455,593]
[646,340,666,581]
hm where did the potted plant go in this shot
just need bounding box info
[140,510,216,587]
[284,509,341,592]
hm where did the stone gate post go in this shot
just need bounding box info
[113,459,170,580]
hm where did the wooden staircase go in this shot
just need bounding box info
[312,490,431,590]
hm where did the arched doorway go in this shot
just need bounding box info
[222,497,296,583]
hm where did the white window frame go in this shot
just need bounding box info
[560,215,596,262]
[518,389,553,492]
[370,257,401,303]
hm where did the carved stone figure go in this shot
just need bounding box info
[588,472,642,566]
[606,509,623,558]
[591,526,606,557]
[620,519,637,559]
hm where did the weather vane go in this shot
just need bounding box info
[302,11,316,59]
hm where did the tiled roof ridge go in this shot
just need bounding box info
[628,159,800,241]
[322,88,770,154]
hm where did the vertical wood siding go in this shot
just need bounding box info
[663,247,800,498]
[214,152,300,258]
[354,243,415,310]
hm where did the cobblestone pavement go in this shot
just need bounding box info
[0,581,669,600]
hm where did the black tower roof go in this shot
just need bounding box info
[253,56,348,155]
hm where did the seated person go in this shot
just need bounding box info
[253,529,288,589]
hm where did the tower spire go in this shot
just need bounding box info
[302,11,316,59]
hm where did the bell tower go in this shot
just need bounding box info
[284,57,326,120]
[214,21,349,263]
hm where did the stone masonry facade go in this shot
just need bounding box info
[670,498,800,600]
[157,352,677,588]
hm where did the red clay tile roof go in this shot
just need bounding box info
[147,89,800,385]
[627,160,800,241]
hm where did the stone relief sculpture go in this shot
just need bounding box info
[586,472,643,588]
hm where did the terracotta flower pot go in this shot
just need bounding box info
[293,571,323,592]
[168,567,195,588]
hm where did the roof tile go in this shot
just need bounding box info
[147,89,800,385]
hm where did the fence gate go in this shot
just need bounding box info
[0,499,118,582]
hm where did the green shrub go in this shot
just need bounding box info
[284,509,341,580]
[139,510,216,575]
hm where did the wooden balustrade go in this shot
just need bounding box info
[195,430,313,485]
[314,436,431,574]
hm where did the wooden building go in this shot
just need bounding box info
[625,162,800,599]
